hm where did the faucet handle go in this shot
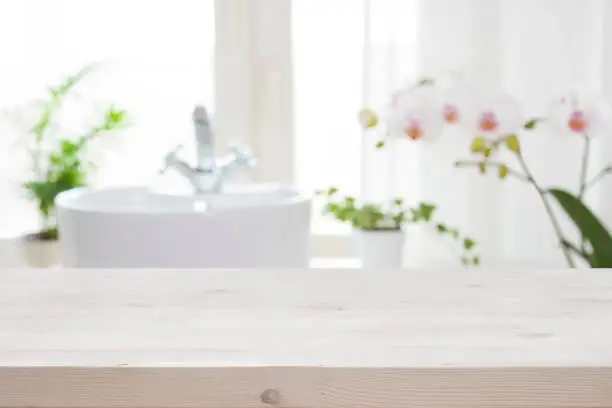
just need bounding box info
[193,105,210,125]
[228,142,256,168]
[159,144,184,174]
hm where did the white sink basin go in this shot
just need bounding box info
[56,184,312,268]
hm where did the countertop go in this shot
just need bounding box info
[1,268,612,408]
[1,268,611,367]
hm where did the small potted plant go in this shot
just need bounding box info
[315,187,479,268]
[12,65,129,267]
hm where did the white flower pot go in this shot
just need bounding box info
[352,229,405,268]
[20,238,61,268]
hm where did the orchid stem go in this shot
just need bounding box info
[578,133,591,255]
[515,152,576,268]
[584,165,612,193]
[579,133,590,199]
[454,160,529,182]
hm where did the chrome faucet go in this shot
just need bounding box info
[193,106,215,169]
[159,105,256,193]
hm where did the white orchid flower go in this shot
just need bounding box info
[434,72,475,126]
[466,91,524,139]
[548,91,612,138]
[387,83,445,142]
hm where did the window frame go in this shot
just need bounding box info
[214,0,354,258]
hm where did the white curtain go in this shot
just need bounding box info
[291,0,609,265]
[360,0,612,267]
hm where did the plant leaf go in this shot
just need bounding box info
[524,118,544,130]
[417,78,435,87]
[548,188,612,267]
[418,203,436,222]
[504,135,521,153]
[463,238,476,251]
[478,162,486,174]
[470,136,487,154]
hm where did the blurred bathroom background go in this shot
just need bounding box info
[1,0,612,268]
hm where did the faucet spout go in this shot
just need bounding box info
[159,106,256,194]
[193,105,215,170]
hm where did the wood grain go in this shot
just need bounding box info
[1,367,611,408]
[1,268,612,408]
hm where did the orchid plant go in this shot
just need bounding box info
[358,74,612,268]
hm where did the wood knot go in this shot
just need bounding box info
[261,389,281,405]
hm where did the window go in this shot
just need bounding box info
[292,0,367,235]
[0,0,419,259]
[292,0,419,255]
[0,0,215,236]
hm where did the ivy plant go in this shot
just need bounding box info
[315,187,480,266]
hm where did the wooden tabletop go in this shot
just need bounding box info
[2,268,612,408]
[1,268,612,368]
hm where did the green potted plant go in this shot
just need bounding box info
[315,187,479,268]
[14,65,129,267]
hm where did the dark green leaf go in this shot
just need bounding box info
[39,227,58,241]
[60,140,79,156]
[103,105,129,130]
[418,203,436,222]
[376,141,385,149]
[463,238,476,251]
[524,118,544,130]
[325,203,338,214]
[436,223,448,233]
[393,213,405,225]
[548,188,612,267]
